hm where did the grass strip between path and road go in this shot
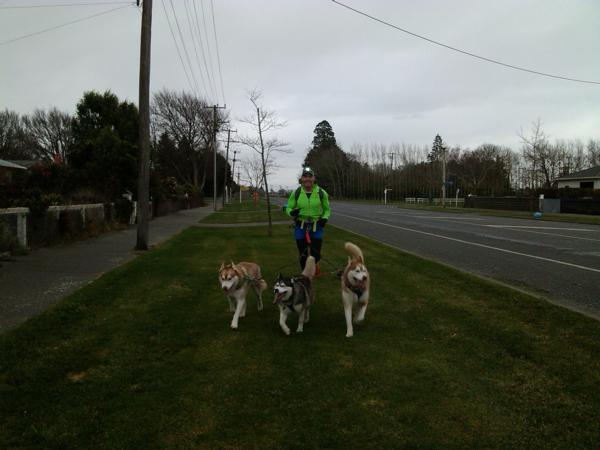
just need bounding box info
[200,199,288,224]
[2,222,600,448]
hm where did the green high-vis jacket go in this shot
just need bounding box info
[286,185,331,222]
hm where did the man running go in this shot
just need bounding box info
[286,167,331,271]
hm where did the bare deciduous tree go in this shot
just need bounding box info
[152,89,227,190]
[22,108,73,162]
[238,89,290,236]
[241,154,269,191]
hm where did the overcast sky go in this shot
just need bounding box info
[1,0,599,188]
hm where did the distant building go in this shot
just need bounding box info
[555,166,600,189]
[0,159,27,185]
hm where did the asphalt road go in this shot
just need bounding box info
[328,202,600,319]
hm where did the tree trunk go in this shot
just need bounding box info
[257,106,272,237]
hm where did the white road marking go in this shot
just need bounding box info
[413,216,486,220]
[335,212,600,274]
[484,225,597,231]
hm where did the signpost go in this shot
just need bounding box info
[384,188,392,205]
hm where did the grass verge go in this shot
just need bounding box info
[1,225,600,448]
[200,199,288,224]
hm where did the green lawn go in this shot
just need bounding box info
[200,199,289,224]
[2,224,600,448]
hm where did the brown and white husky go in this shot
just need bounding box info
[218,261,267,330]
[341,242,370,337]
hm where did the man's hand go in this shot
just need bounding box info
[317,218,328,228]
[290,208,300,218]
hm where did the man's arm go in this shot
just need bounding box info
[321,189,331,219]
[285,190,297,217]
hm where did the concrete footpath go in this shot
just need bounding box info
[0,205,214,332]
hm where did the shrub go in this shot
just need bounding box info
[114,198,133,224]
[13,189,51,218]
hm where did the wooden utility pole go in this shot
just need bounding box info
[222,128,237,207]
[441,144,447,208]
[204,105,226,212]
[231,149,238,202]
[136,0,152,250]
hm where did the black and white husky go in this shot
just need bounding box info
[272,256,316,335]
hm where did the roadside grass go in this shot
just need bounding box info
[2,224,600,448]
[200,199,288,224]
[393,202,600,226]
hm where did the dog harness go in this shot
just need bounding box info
[349,285,365,298]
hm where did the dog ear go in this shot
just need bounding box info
[277,272,282,280]
[219,262,224,272]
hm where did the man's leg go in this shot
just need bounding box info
[296,238,309,269]
[311,238,323,263]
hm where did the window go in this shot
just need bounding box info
[580,181,594,189]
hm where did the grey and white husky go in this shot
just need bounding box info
[272,256,316,335]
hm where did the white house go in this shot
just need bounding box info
[555,166,600,189]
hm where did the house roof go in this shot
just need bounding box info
[6,159,40,168]
[556,165,600,181]
[0,159,27,170]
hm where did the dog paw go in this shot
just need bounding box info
[296,329,303,333]
[230,324,238,330]
[283,329,291,336]
[346,331,354,338]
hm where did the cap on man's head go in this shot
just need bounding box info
[302,166,315,177]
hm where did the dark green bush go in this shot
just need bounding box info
[114,198,133,224]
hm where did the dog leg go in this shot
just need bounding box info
[279,309,291,335]
[231,298,245,330]
[304,307,310,323]
[343,297,354,337]
[240,300,247,318]
[228,297,235,312]
[256,287,264,312]
[254,282,265,311]
[297,309,305,333]
[355,301,368,324]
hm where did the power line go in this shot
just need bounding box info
[160,0,196,95]
[0,2,133,9]
[192,0,217,100]
[330,0,600,86]
[209,0,226,103]
[168,0,201,96]
[0,3,133,47]
[182,0,210,98]
[199,0,218,96]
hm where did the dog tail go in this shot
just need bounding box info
[303,256,316,279]
[345,242,364,263]
[256,278,267,290]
